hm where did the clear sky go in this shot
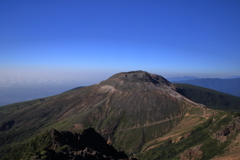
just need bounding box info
[1,0,240,86]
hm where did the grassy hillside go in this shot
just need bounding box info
[138,112,240,160]
[175,83,240,112]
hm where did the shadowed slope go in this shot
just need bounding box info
[175,83,240,112]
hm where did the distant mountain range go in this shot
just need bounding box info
[170,78,240,97]
[167,75,240,82]
[1,71,240,159]
[167,76,200,82]
[225,75,240,79]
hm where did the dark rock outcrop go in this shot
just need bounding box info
[49,127,129,160]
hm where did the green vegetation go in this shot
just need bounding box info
[1,131,53,160]
[138,118,211,160]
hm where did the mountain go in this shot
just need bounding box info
[0,71,205,157]
[1,71,240,159]
[173,78,240,97]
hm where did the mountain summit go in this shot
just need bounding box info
[101,71,174,88]
[98,71,203,106]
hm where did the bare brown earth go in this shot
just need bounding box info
[180,145,203,160]
[141,104,217,152]
[211,152,240,160]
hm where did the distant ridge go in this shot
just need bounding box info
[225,75,240,79]
[173,78,240,97]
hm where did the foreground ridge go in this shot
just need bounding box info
[2,127,138,160]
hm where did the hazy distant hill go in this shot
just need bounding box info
[173,78,240,97]
[1,71,240,160]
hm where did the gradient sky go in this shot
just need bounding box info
[1,0,240,86]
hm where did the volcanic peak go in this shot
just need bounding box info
[110,70,169,83]
[99,71,175,91]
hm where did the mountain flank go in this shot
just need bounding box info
[175,83,240,112]
[173,78,240,97]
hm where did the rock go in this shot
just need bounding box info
[180,145,202,160]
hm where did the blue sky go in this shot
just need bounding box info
[1,0,240,86]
